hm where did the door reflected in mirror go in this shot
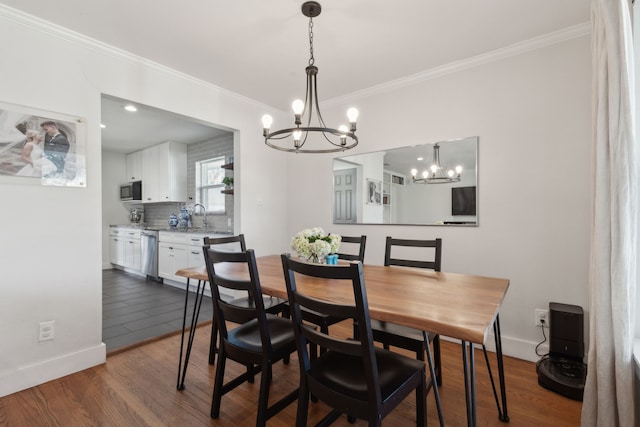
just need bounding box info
[333,137,478,226]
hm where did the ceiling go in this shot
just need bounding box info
[2,1,590,153]
[100,95,230,153]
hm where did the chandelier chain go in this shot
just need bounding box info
[308,17,315,66]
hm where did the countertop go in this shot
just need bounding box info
[109,224,233,235]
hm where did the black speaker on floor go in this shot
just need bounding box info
[536,302,587,401]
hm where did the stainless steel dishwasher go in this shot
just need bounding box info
[141,229,161,281]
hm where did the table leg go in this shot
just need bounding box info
[493,315,509,422]
[423,332,445,427]
[479,315,510,422]
[176,278,206,390]
[461,340,477,427]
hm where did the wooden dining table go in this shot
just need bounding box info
[175,254,510,427]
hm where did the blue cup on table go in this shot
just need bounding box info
[325,254,338,265]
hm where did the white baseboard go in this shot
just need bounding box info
[0,343,106,398]
[442,333,548,363]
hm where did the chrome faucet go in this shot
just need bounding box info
[193,203,208,232]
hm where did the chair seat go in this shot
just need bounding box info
[228,315,295,353]
[370,320,436,348]
[310,347,425,403]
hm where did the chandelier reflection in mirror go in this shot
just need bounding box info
[261,1,359,153]
[411,143,463,184]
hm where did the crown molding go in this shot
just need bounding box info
[0,4,273,112]
[1,4,589,113]
[325,22,591,106]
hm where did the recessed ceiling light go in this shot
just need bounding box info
[124,105,137,112]
[100,123,106,129]
[417,157,423,161]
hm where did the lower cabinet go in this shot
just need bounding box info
[158,232,236,288]
[158,240,188,284]
[124,237,141,271]
[110,228,141,272]
[109,235,125,265]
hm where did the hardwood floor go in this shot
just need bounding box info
[103,269,213,353]
[1,319,582,426]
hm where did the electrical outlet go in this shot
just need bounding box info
[39,320,55,342]
[535,309,549,327]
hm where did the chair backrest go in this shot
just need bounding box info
[203,234,246,251]
[203,247,274,351]
[336,235,367,262]
[281,254,383,407]
[384,237,442,271]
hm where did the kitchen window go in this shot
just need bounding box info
[196,156,225,214]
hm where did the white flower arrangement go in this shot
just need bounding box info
[291,227,341,263]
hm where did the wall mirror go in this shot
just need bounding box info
[333,136,478,226]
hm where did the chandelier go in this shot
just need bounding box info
[261,1,359,154]
[411,143,463,184]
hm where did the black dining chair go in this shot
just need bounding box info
[335,234,367,262]
[204,235,287,365]
[286,234,367,349]
[204,247,298,425]
[280,234,367,355]
[281,253,441,426]
[369,237,443,387]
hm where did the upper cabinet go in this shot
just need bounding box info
[139,141,187,203]
[126,150,144,182]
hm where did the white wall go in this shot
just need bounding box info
[0,6,289,397]
[285,35,592,361]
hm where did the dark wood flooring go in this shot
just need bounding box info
[102,269,213,353]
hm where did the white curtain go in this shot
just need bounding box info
[582,1,637,426]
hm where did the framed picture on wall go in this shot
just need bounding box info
[0,101,86,187]
[366,178,382,205]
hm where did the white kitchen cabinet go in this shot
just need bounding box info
[187,235,206,268]
[123,231,141,271]
[142,141,187,203]
[158,232,189,284]
[126,150,144,182]
[110,227,142,272]
[109,234,125,265]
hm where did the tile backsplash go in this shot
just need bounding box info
[141,202,232,232]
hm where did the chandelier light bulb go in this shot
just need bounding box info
[262,114,273,129]
[338,125,348,145]
[293,130,302,148]
[430,164,438,174]
[292,99,304,125]
[422,171,429,179]
[411,168,417,177]
[292,99,305,115]
[347,107,359,132]
[447,170,455,177]
[262,114,273,137]
[455,165,463,174]
[347,107,359,122]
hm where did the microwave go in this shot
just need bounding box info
[120,181,142,201]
